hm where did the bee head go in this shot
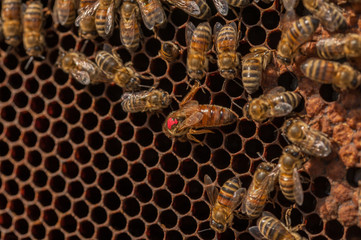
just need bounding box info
[161,92,171,106]
[246,99,267,122]
[188,69,205,80]
[210,219,226,233]
[220,68,237,79]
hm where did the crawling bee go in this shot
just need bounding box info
[159,41,180,62]
[95,50,141,91]
[241,46,273,94]
[165,0,208,19]
[282,118,332,157]
[23,1,46,58]
[214,22,241,80]
[53,0,77,28]
[76,0,98,39]
[121,88,172,113]
[300,58,361,91]
[316,33,361,60]
[136,0,166,31]
[278,145,306,205]
[303,0,347,32]
[277,16,320,65]
[57,49,109,85]
[243,87,302,122]
[186,22,212,81]
[204,175,246,233]
[241,162,278,219]
[76,0,119,39]
[1,0,22,47]
[120,0,141,52]
[249,210,307,240]
[163,81,238,144]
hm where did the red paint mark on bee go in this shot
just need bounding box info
[167,118,178,129]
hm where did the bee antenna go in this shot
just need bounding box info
[230,79,243,89]
[139,84,152,89]
[24,56,34,70]
[231,101,242,111]
[197,228,212,234]
[257,152,266,161]
[80,40,89,53]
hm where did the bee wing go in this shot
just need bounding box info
[55,0,71,26]
[302,131,331,157]
[271,102,294,117]
[105,1,115,35]
[186,21,195,47]
[70,69,91,85]
[178,111,203,130]
[283,0,298,12]
[204,174,219,206]
[212,0,228,16]
[213,22,223,44]
[137,0,165,30]
[293,168,304,205]
[229,181,246,212]
[75,0,100,26]
[248,226,265,240]
[120,6,137,47]
[167,0,201,16]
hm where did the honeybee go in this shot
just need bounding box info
[95,50,141,91]
[300,58,361,91]
[53,0,77,28]
[76,0,98,39]
[243,87,302,122]
[57,49,109,85]
[278,145,306,205]
[303,0,347,32]
[249,211,307,240]
[282,118,332,157]
[165,0,205,19]
[226,0,250,8]
[159,41,180,62]
[241,162,278,219]
[120,0,141,52]
[163,81,239,144]
[23,1,45,58]
[277,16,320,65]
[316,33,361,60]
[136,0,166,31]
[121,88,172,113]
[214,22,241,80]
[1,0,22,47]
[241,46,272,94]
[204,175,246,233]
[75,0,119,39]
[186,22,212,81]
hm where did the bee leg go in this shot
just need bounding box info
[186,133,203,145]
[208,54,217,64]
[180,81,201,106]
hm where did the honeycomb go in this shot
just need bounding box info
[0,0,361,239]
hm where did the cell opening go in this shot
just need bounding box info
[31,224,46,239]
[180,159,197,179]
[278,71,298,91]
[169,62,187,82]
[179,216,197,235]
[124,143,141,161]
[211,149,231,169]
[135,183,153,203]
[59,87,74,104]
[85,187,101,205]
[267,30,282,49]
[262,10,280,29]
[57,141,73,158]
[77,92,92,109]
[238,119,256,138]
[173,195,191,214]
[123,197,141,217]
[70,127,85,144]
[10,199,24,215]
[193,145,211,164]
[68,181,84,198]
[79,221,95,238]
[155,133,172,152]
[118,122,134,140]
[4,54,18,70]
[205,129,223,149]
[37,64,52,80]
[38,190,52,206]
[232,154,250,174]
[0,87,11,102]
[15,218,28,235]
[185,180,203,200]
[166,174,184,194]
[160,153,178,172]
[242,5,261,25]
[75,146,91,164]
[103,192,120,211]
[94,98,110,116]
[225,134,242,153]
[192,201,210,221]
[111,158,128,176]
[91,207,107,224]
[73,201,89,219]
[81,167,97,184]
[52,121,67,138]
[50,175,66,192]
[311,176,331,198]
[47,101,62,118]
[6,125,20,141]
[64,107,81,124]
[298,192,317,213]
[247,26,266,45]
[154,189,172,208]
[136,128,154,147]
[306,214,323,235]
[88,132,103,150]
[16,165,30,181]
[130,163,146,182]
[245,139,264,158]
[325,220,344,240]
[150,58,167,76]
[14,91,28,108]
[133,53,149,71]
[319,84,339,102]
[110,212,127,230]
[54,195,71,213]
[346,226,361,240]
[61,215,77,233]
[116,178,133,196]
[128,219,145,237]
[105,138,122,156]
[98,172,114,190]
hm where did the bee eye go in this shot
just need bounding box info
[217,223,223,230]
[221,69,225,73]
[197,70,202,75]
[229,69,235,74]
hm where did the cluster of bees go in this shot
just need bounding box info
[1,0,361,238]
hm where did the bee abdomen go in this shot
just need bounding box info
[277,92,302,109]
[258,216,294,240]
[242,59,262,94]
[24,2,43,31]
[287,16,319,51]
[121,96,145,113]
[57,0,76,27]
[227,0,250,7]
[95,51,118,74]
[190,25,211,52]
[316,38,345,60]
[245,193,267,218]
[2,0,21,19]
[217,178,240,207]
[197,1,211,19]
[197,105,238,128]
[300,59,337,84]
[279,172,295,201]
[217,27,237,52]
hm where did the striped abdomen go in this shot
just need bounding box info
[317,3,347,32]
[79,0,97,39]
[120,2,140,51]
[283,16,319,53]
[95,4,113,38]
[226,0,249,7]
[95,51,120,76]
[190,23,211,53]
[24,1,43,32]
[79,0,97,8]
[160,42,179,62]
[216,25,237,53]
[2,0,21,20]
[194,105,238,128]
[217,177,241,207]
[272,92,302,110]
[244,184,268,218]
[242,58,262,94]
[195,0,211,19]
[279,171,295,201]
[121,94,147,113]
[258,216,295,240]
[304,131,331,157]
[316,37,345,60]
[56,0,76,27]
[300,59,337,84]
